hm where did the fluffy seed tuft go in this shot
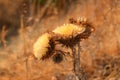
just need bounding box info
[53,24,85,38]
[33,33,55,60]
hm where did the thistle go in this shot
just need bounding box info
[33,33,55,60]
[33,17,94,61]
[33,17,95,80]
[52,17,94,48]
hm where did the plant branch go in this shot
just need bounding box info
[71,43,86,80]
[71,46,81,80]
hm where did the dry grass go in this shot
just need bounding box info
[0,25,8,47]
[0,0,120,80]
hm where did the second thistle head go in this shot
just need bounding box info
[33,33,55,60]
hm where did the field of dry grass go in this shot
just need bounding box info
[0,0,120,80]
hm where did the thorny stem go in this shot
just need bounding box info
[71,47,76,72]
[78,43,87,80]
[72,46,81,80]
[71,43,86,80]
[77,42,81,70]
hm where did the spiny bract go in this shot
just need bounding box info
[53,24,85,37]
[33,33,51,60]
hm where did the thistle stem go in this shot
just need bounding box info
[71,46,81,80]
[71,43,86,80]
[77,42,81,70]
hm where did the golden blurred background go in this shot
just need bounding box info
[0,0,120,80]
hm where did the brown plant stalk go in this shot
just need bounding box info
[20,15,29,80]
[0,25,8,48]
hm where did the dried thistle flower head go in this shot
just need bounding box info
[69,17,95,37]
[33,17,94,60]
[53,24,85,38]
[75,17,95,39]
[33,33,55,60]
[53,17,94,48]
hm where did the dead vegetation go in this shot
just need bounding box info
[0,0,120,80]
